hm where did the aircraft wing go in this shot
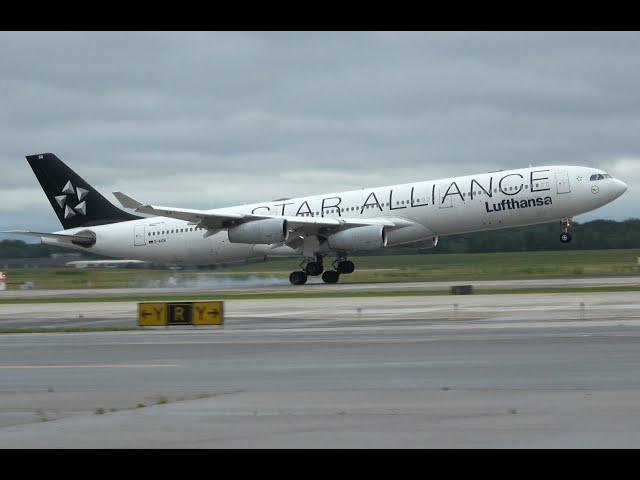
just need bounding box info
[113,192,250,233]
[113,192,414,241]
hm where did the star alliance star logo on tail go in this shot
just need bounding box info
[54,180,88,219]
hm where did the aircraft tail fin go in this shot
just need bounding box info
[26,153,142,230]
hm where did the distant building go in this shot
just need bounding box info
[1,257,74,268]
[50,252,83,259]
[66,259,150,269]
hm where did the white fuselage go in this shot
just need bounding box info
[46,165,628,263]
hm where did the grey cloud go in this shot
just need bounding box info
[1,31,640,241]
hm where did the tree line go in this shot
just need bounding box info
[0,219,639,259]
[379,218,640,255]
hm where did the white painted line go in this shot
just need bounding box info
[0,364,180,369]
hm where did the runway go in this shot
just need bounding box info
[1,275,639,300]
[1,291,638,329]
[1,288,640,447]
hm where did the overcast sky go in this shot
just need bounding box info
[1,31,639,241]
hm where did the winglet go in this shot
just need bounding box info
[113,192,143,210]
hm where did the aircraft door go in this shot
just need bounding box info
[134,225,146,246]
[556,171,571,194]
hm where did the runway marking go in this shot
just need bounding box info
[1,329,640,349]
[0,364,180,369]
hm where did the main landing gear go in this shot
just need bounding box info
[305,260,324,276]
[560,217,573,244]
[288,256,356,285]
[289,256,324,285]
[319,258,356,284]
[289,270,308,285]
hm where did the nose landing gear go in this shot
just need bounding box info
[560,217,573,244]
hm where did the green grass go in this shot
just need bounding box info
[3,249,639,291]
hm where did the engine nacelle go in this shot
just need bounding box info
[228,218,289,244]
[421,236,439,249]
[385,223,437,247]
[327,225,387,251]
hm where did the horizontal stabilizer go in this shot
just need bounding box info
[4,229,96,247]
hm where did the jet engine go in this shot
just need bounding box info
[227,218,289,244]
[327,225,387,251]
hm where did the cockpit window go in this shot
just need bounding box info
[590,173,612,181]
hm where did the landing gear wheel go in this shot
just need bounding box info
[289,271,308,285]
[336,260,355,274]
[560,218,573,244]
[321,270,340,284]
[305,261,324,276]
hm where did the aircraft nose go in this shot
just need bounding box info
[616,179,628,194]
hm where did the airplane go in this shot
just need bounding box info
[5,153,628,285]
